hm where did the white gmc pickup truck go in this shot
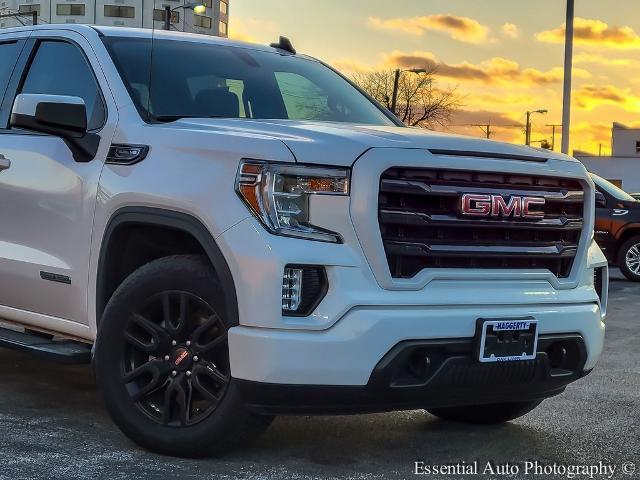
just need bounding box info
[0,25,608,457]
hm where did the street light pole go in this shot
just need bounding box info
[390,68,428,116]
[390,69,401,115]
[164,5,171,31]
[561,0,575,154]
[164,2,207,31]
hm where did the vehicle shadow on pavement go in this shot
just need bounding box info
[0,347,563,479]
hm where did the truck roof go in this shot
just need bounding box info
[0,24,284,56]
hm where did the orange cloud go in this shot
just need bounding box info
[573,52,633,67]
[368,14,490,43]
[501,23,519,39]
[330,59,373,74]
[469,92,538,107]
[434,109,524,143]
[536,18,640,50]
[575,84,640,111]
[383,51,590,86]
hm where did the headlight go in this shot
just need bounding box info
[235,160,350,243]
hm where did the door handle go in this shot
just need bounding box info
[0,155,11,171]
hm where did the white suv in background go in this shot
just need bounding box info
[0,25,608,457]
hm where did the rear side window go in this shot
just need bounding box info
[0,41,21,104]
[20,41,106,130]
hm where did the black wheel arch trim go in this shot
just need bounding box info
[96,206,239,327]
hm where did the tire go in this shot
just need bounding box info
[617,236,640,281]
[427,400,543,425]
[94,255,273,457]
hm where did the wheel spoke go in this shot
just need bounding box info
[192,313,227,352]
[124,331,156,353]
[162,375,191,426]
[127,313,170,353]
[165,292,189,337]
[191,363,229,403]
[123,359,170,402]
[194,362,230,386]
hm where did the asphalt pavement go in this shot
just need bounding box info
[0,270,637,480]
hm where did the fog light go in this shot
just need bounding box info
[282,267,303,312]
[281,265,328,316]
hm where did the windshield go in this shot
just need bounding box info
[102,36,396,126]
[590,173,636,202]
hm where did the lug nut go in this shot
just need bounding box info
[171,340,177,346]
[186,340,191,347]
[186,370,192,377]
[164,355,170,361]
[171,370,177,377]
[193,356,199,362]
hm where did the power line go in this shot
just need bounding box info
[449,123,523,139]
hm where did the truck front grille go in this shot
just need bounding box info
[378,168,585,279]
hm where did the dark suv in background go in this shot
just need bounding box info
[592,173,640,281]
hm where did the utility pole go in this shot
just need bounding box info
[545,124,562,151]
[561,0,575,154]
[472,124,492,139]
[32,10,37,25]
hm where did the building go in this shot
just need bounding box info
[0,0,228,37]
[575,123,640,192]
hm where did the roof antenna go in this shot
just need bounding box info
[270,36,296,55]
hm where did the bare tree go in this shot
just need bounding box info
[352,68,462,129]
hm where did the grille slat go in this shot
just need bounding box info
[379,168,585,279]
[379,210,583,230]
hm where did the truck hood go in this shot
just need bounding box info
[172,118,577,167]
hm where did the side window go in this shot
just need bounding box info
[0,41,21,106]
[19,41,106,130]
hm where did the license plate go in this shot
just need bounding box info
[477,318,538,363]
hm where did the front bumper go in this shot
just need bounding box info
[237,334,589,415]
[228,301,604,386]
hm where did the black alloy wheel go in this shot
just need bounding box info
[122,291,230,426]
[95,255,273,457]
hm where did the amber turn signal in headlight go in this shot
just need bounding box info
[235,160,349,243]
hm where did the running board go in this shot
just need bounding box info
[0,326,91,364]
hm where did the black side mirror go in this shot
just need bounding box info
[595,191,606,208]
[10,94,99,162]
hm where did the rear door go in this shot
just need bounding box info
[0,30,117,331]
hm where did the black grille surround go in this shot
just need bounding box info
[378,168,585,279]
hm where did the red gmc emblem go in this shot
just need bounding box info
[461,194,545,218]
[174,350,189,366]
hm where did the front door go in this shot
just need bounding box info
[0,31,116,328]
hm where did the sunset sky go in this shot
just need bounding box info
[230,0,640,155]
